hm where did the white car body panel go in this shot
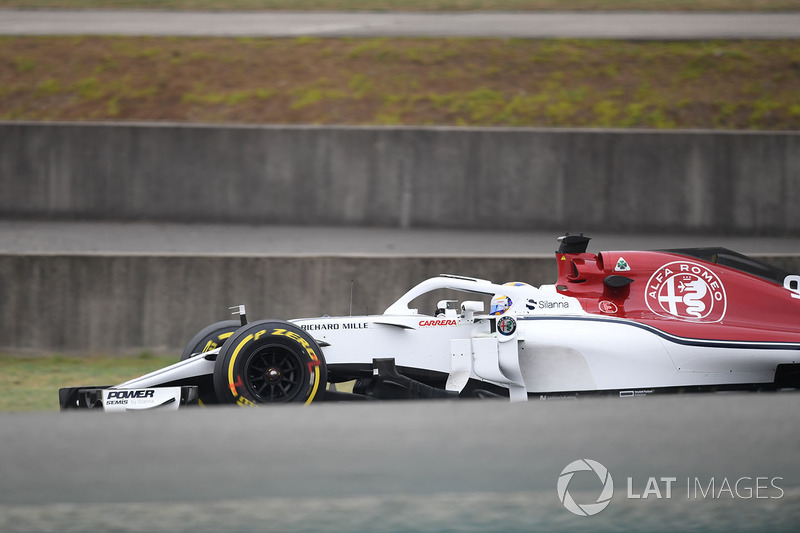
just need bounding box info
[109,275,797,402]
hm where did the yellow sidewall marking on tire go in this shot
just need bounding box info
[228,334,254,397]
[219,332,233,340]
[305,366,320,405]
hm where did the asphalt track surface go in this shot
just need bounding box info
[1,10,800,39]
[1,394,799,532]
[1,220,799,256]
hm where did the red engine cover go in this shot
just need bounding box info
[555,249,800,343]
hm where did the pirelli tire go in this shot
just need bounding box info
[180,320,242,361]
[213,320,327,406]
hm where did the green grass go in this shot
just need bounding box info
[0,353,178,412]
[0,0,798,11]
[1,36,798,129]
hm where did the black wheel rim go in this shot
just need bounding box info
[244,344,305,403]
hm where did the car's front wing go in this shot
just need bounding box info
[59,385,198,411]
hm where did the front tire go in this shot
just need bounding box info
[180,320,242,361]
[213,320,327,406]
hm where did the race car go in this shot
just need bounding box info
[59,234,800,410]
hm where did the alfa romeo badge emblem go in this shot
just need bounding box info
[645,261,727,322]
[497,315,517,336]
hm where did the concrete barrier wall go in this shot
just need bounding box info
[1,122,798,234]
[0,254,557,353]
[1,253,799,354]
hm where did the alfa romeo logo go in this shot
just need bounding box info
[557,459,614,516]
[645,261,727,322]
[497,315,516,336]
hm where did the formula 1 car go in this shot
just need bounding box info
[59,234,800,410]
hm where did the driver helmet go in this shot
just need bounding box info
[490,295,513,315]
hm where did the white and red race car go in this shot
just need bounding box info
[59,235,800,410]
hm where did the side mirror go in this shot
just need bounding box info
[461,301,484,321]
[437,299,458,310]
[437,299,458,319]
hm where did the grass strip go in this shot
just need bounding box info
[0,353,178,411]
[1,36,798,129]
